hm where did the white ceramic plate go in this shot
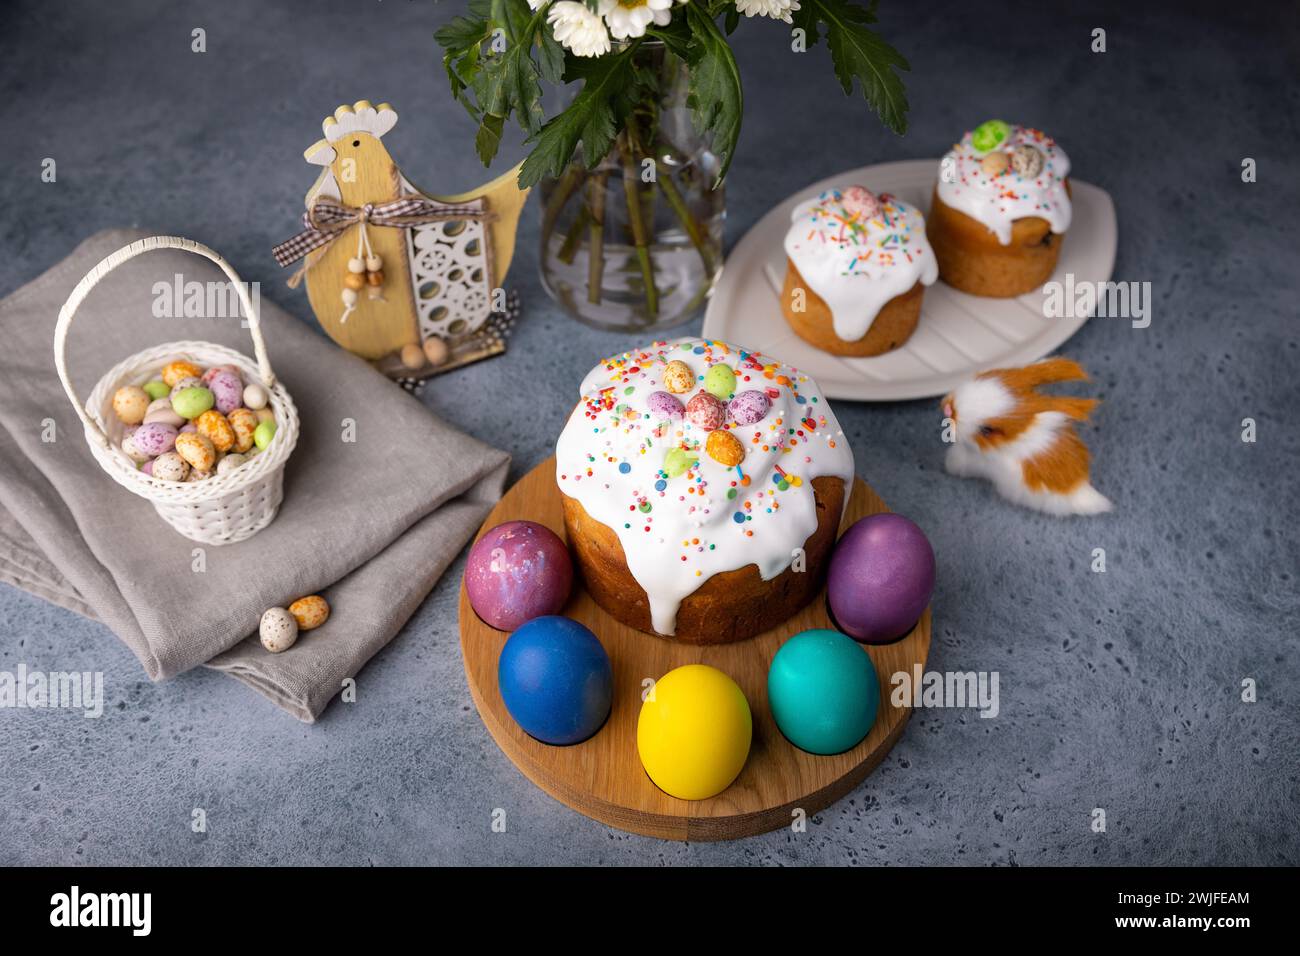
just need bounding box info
[702,159,1117,401]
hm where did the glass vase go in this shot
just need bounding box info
[538,43,725,333]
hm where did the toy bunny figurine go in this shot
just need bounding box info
[940,357,1112,515]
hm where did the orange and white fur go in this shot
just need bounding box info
[941,358,1111,515]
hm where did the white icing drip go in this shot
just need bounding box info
[555,338,856,636]
[936,125,1072,245]
[783,190,938,343]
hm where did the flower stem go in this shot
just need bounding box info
[557,205,588,265]
[541,163,584,252]
[618,132,658,318]
[656,162,715,277]
[586,169,608,305]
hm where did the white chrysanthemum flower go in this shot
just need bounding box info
[548,2,612,57]
[735,0,801,24]
[600,0,674,41]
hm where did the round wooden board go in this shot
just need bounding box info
[458,457,931,841]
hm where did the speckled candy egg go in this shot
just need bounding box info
[120,432,151,464]
[703,364,737,400]
[242,383,269,410]
[171,386,214,420]
[259,607,299,653]
[288,595,330,631]
[142,380,170,401]
[151,451,189,482]
[207,370,244,414]
[980,151,1010,176]
[112,386,150,425]
[162,360,202,388]
[646,390,684,421]
[130,421,178,457]
[201,364,240,387]
[970,119,1011,155]
[685,391,725,431]
[422,336,449,367]
[706,429,745,467]
[1011,143,1044,178]
[226,408,258,453]
[464,520,573,632]
[143,397,185,427]
[662,359,695,394]
[828,513,936,644]
[168,376,203,397]
[175,431,216,472]
[253,419,277,450]
[728,390,771,425]
[194,410,235,453]
[841,185,880,220]
[215,452,247,476]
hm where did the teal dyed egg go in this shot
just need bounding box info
[703,364,737,400]
[767,628,879,755]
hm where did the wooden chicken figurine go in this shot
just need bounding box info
[274,100,530,374]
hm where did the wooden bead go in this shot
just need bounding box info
[366,269,384,286]
[347,257,365,273]
[341,288,358,306]
[344,272,365,290]
[422,336,449,367]
[400,343,425,369]
[364,255,383,272]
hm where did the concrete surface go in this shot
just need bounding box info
[1,0,1296,865]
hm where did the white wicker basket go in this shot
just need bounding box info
[54,236,300,545]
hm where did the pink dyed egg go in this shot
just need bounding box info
[464,520,573,632]
[646,390,684,421]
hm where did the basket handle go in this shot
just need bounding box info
[54,235,276,449]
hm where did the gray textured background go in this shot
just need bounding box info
[2,0,1297,865]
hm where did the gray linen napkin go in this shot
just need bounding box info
[0,229,509,721]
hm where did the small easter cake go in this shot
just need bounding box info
[927,120,1072,297]
[781,186,938,357]
[556,338,855,645]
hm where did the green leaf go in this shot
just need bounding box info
[536,22,565,85]
[800,0,910,134]
[475,113,507,167]
[646,16,693,61]
[684,4,743,186]
[518,43,641,189]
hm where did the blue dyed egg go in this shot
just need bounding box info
[767,628,879,755]
[498,616,613,746]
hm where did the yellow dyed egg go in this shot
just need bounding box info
[288,595,330,631]
[662,360,695,394]
[637,664,752,800]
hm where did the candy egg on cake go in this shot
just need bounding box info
[464,520,574,631]
[927,120,1072,297]
[828,513,935,645]
[497,616,612,746]
[555,338,855,645]
[781,186,937,357]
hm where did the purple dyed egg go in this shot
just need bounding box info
[728,390,771,425]
[464,520,573,631]
[208,370,244,414]
[828,513,935,645]
[646,390,684,421]
[130,421,178,457]
[685,391,725,431]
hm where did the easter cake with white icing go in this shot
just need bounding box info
[927,120,1072,297]
[555,338,855,645]
[781,186,938,357]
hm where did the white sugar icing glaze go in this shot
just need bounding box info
[936,125,1072,245]
[783,190,938,343]
[556,338,855,636]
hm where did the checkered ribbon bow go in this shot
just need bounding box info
[272,196,491,267]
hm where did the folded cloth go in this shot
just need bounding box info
[0,229,509,721]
